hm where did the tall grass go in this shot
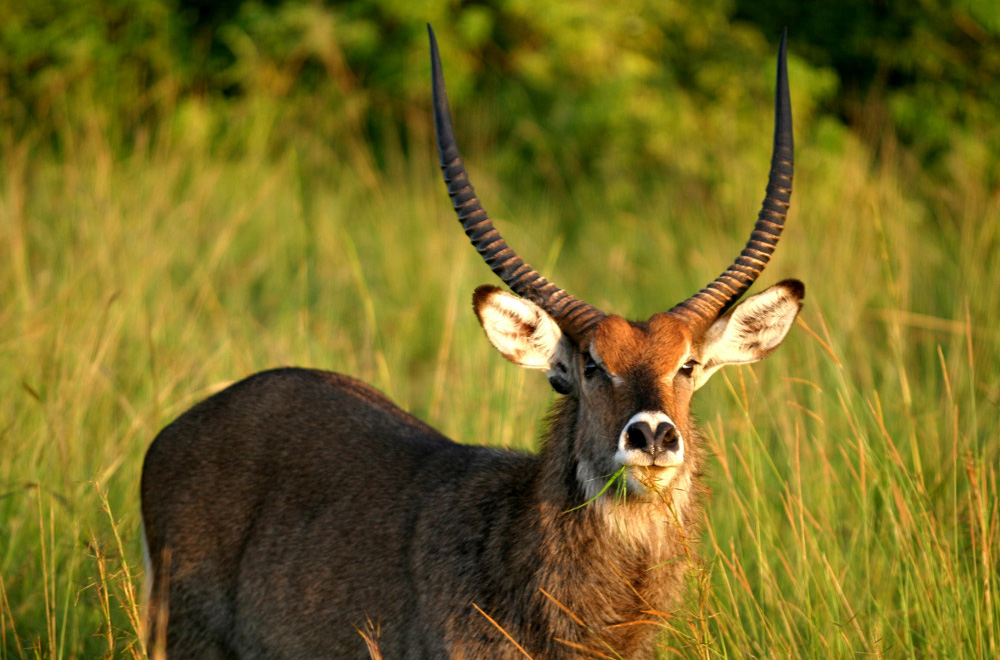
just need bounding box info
[0,89,996,658]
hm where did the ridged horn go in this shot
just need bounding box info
[428,25,606,344]
[669,30,794,333]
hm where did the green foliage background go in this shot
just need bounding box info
[1,1,998,658]
[5,0,999,190]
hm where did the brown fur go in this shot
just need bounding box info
[143,348,703,659]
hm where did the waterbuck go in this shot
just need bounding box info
[141,27,802,659]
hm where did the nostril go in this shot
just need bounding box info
[653,423,681,453]
[662,425,681,452]
[625,422,652,451]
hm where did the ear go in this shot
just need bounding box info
[473,285,574,393]
[693,279,804,389]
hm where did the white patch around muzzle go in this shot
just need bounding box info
[615,411,685,493]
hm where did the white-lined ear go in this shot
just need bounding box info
[473,285,567,370]
[693,280,804,389]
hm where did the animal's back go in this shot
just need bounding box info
[142,367,483,658]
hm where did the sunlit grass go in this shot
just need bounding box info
[0,93,996,658]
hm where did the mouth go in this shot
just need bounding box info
[631,454,684,468]
[614,447,684,468]
[625,463,683,493]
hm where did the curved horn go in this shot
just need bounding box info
[669,30,794,332]
[428,25,605,343]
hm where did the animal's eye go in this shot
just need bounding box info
[678,360,697,377]
[583,355,600,378]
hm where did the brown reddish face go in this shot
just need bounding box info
[573,314,695,497]
[474,280,803,502]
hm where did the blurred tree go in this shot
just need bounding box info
[1,0,995,193]
[0,0,181,143]
[734,0,1000,179]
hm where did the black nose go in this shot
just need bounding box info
[624,421,681,454]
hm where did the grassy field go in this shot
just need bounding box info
[0,85,997,658]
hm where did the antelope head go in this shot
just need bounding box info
[430,27,803,503]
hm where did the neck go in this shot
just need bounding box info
[516,397,702,655]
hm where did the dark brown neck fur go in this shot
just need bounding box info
[500,396,704,658]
